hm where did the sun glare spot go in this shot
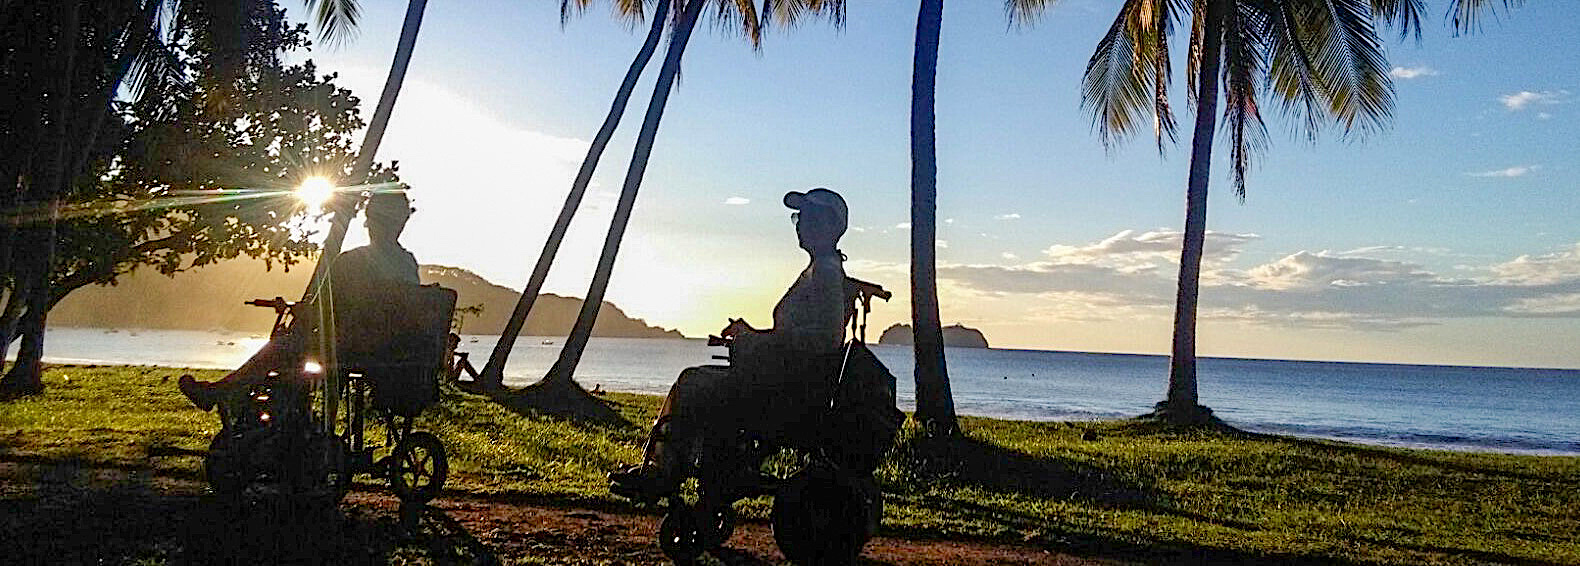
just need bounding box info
[296,177,335,211]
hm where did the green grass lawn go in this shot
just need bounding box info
[2,365,1577,565]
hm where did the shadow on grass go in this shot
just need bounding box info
[1241,431,1561,482]
[472,378,631,428]
[0,456,500,565]
[885,431,1363,565]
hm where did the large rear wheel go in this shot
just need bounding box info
[771,468,881,565]
[389,431,447,504]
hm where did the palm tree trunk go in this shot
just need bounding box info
[908,0,958,435]
[478,0,672,390]
[541,0,705,386]
[300,0,427,302]
[1,1,77,395]
[1158,0,1225,425]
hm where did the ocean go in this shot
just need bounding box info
[25,328,1580,456]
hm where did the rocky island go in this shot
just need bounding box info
[877,323,990,348]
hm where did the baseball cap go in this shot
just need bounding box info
[783,188,848,233]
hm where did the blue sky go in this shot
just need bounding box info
[304,0,1580,368]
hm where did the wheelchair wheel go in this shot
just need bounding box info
[205,432,245,497]
[389,431,447,504]
[703,505,737,548]
[658,508,706,563]
[771,468,882,565]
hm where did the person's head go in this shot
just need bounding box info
[783,188,847,255]
[364,190,412,244]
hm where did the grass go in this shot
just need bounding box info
[3,365,1578,565]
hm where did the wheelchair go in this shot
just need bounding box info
[202,284,456,507]
[649,277,904,564]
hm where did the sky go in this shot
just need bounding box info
[299,0,1580,369]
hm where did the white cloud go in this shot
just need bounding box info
[937,240,949,249]
[1389,66,1438,79]
[994,213,1022,220]
[932,232,1580,331]
[1500,90,1570,111]
[1001,252,1018,260]
[1043,229,1260,268]
[1537,112,1553,120]
[723,196,750,205]
[895,222,911,229]
[849,226,867,233]
[1468,165,1536,178]
[945,218,956,225]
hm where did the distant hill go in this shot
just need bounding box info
[878,323,990,349]
[47,257,684,339]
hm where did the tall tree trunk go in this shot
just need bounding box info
[300,0,427,302]
[1158,0,1225,425]
[1,1,77,396]
[908,0,958,435]
[541,0,705,386]
[478,0,671,390]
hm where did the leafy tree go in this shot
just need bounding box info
[0,2,385,394]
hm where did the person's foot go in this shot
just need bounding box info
[178,374,217,411]
[608,465,665,504]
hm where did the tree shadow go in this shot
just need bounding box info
[0,457,501,565]
[1236,431,1560,482]
[475,378,629,428]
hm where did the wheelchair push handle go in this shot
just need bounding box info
[245,296,296,316]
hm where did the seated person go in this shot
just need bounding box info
[611,188,852,500]
[179,190,422,410]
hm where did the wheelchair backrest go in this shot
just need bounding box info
[335,284,457,416]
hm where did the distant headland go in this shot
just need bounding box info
[47,258,685,339]
[877,323,990,349]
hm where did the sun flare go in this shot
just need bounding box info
[295,177,335,211]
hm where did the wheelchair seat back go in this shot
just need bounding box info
[334,284,457,417]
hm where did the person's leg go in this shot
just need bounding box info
[612,365,729,498]
[180,324,310,410]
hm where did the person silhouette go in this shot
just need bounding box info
[610,188,851,501]
[179,190,421,409]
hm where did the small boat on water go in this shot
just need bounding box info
[541,339,554,345]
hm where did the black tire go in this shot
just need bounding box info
[702,504,737,549]
[205,432,245,496]
[771,468,882,565]
[389,431,447,504]
[658,509,706,563]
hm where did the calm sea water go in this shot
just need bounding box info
[26,328,1580,456]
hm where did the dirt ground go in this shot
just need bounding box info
[0,460,1109,565]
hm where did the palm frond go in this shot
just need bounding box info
[1080,0,1172,150]
[1308,0,1394,137]
[1259,0,1330,139]
[1449,0,1522,35]
[1368,0,1423,40]
[764,0,845,30]
[1220,0,1267,201]
[1004,0,1058,28]
[1186,0,1205,109]
[301,0,360,47]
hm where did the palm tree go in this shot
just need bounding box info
[1007,0,1516,424]
[908,0,959,435]
[528,0,845,390]
[476,0,673,390]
